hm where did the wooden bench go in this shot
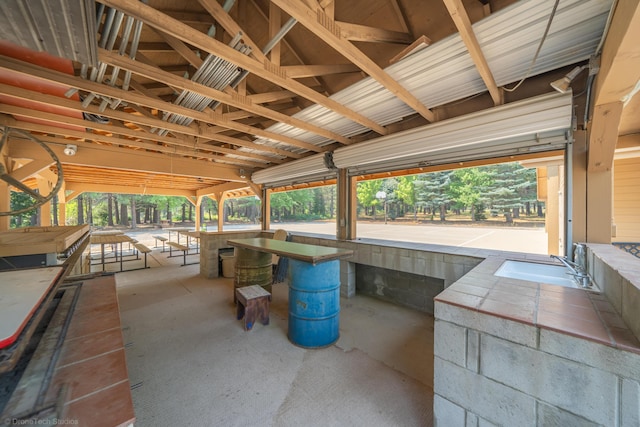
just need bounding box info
[153,235,168,252]
[133,242,152,268]
[167,241,196,266]
[235,285,271,331]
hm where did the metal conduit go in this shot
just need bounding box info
[209,17,297,112]
[75,5,144,112]
[154,33,252,136]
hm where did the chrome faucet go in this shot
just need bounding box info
[550,254,591,288]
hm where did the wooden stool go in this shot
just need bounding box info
[235,285,271,331]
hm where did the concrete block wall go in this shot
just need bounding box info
[290,234,484,312]
[199,230,266,278]
[587,244,640,342]
[434,301,640,426]
[356,264,444,313]
[200,231,484,311]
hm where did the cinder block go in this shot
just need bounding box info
[480,334,617,425]
[536,401,599,427]
[622,277,640,342]
[434,301,538,347]
[399,255,413,273]
[540,329,640,380]
[444,261,468,284]
[434,357,536,426]
[621,378,640,427]
[413,255,427,276]
[593,258,623,314]
[466,412,478,427]
[477,417,498,427]
[371,251,383,267]
[340,260,356,298]
[466,329,480,373]
[434,320,467,367]
[434,395,466,427]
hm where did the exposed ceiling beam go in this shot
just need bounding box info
[136,42,174,53]
[7,159,54,182]
[260,0,328,95]
[282,64,359,78]
[336,21,413,44]
[0,54,325,152]
[97,0,387,135]
[270,0,436,122]
[196,181,250,198]
[99,49,346,147]
[389,0,410,34]
[248,90,297,103]
[589,0,640,171]
[7,135,244,182]
[0,83,302,160]
[0,104,283,165]
[0,115,268,169]
[442,0,502,105]
[152,28,204,69]
[594,0,640,106]
[65,182,195,198]
[197,0,269,64]
[588,102,624,171]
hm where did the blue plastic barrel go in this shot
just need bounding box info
[288,259,340,348]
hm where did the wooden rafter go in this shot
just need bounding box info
[97,0,388,135]
[99,49,348,147]
[0,83,299,162]
[0,103,284,165]
[0,54,326,153]
[336,21,413,44]
[7,132,243,181]
[270,0,436,123]
[282,64,359,78]
[442,0,502,106]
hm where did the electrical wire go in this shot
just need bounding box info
[502,0,561,93]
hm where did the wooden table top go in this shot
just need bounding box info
[90,234,134,244]
[0,266,64,349]
[0,225,89,257]
[227,238,353,265]
[91,230,125,236]
[181,230,200,239]
[166,227,193,232]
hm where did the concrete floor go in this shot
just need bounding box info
[112,239,435,426]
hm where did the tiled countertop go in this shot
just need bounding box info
[435,255,640,354]
[48,275,135,427]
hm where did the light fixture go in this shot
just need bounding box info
[239,169,246,179]
[550,65,587,94]
[63,144,77,156]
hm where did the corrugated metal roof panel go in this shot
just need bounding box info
[0,0,98,66]
[252,0,612,151]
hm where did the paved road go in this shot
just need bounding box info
[205,221,548,255]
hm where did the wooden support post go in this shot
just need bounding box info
[336,169,356,240]
[195,195,203,231]
[262,187,271,231]
[0,181,9,231]
[546,165,561,256]
[216,192,227,232]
